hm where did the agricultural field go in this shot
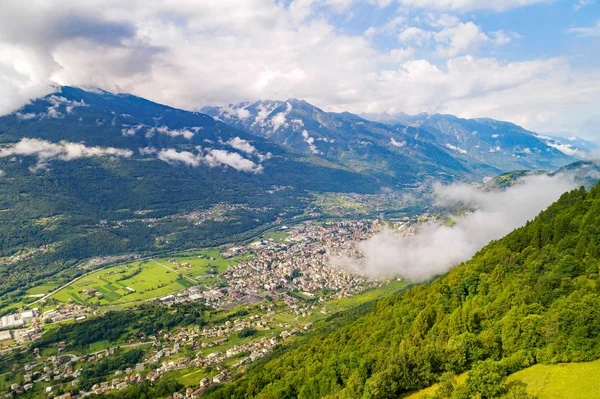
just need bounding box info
[506,359,600,398]
[400,358,600,399]
[26,283,59,296]
[48,250,246,308]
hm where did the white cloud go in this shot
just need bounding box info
[0,138,132,170]
[147,126,196,140]
[0,0,597,139]
[157,146,265,173]
[219,104,252,120]
[333,174,577,281]
[567,21,600,37]
[434,22,489,57]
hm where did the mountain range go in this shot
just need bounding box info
[203,100,581,182]
[0,86,593,304]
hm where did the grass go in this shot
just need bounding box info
[399,358,600,399]
[26,283,59,296]
[506,358,600,398]
[399,374,467,399]
[48,250,246,309]
[50,260,187,307]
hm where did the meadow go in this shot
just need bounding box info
[48,250,246,308]
[506,359,600,399]
[400,358,600,399]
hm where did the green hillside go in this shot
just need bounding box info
[200,183,600,399]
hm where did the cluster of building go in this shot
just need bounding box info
[160,221,386,311]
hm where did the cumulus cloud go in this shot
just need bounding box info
[157,148,202,167]
[220,104,252,120]
[445,143,467,154]
[225,136,272,161]
[0,0,597,137]
[226,137,257,155]
[0,138,132,170]
[139,146,157,155]
[434,22,489,57]
[121,124,144,136]
[204,149,264,173]
[18,94,89,119]
[270,102,293,132]
[332,174,578,281]
[395,0,547,12]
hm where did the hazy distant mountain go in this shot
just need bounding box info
[205,101,576,181]
[534,134,596,158]
[368,113,576,173]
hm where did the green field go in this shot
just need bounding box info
[507,359,600,398]
[26,283,59,296]
[48,250,246,308]
[400,358,600,399]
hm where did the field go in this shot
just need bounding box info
[48,250,246,308]
[400,358,600,399]
[26,283,59,296]
[506,359,600,398]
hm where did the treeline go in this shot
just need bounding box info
[204,185,600,398]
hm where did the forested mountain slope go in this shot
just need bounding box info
[203,183,600,399]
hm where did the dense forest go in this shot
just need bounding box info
[196,184,600,398]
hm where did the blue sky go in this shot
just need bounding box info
[0,0,598,138]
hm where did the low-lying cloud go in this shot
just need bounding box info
[157,146,264,174]
[332,174,578,282]
[147,126,198,140]
[0,138,133,170]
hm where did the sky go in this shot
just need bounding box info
[0,0,599,139]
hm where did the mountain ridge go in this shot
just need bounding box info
[203,99,576,181]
